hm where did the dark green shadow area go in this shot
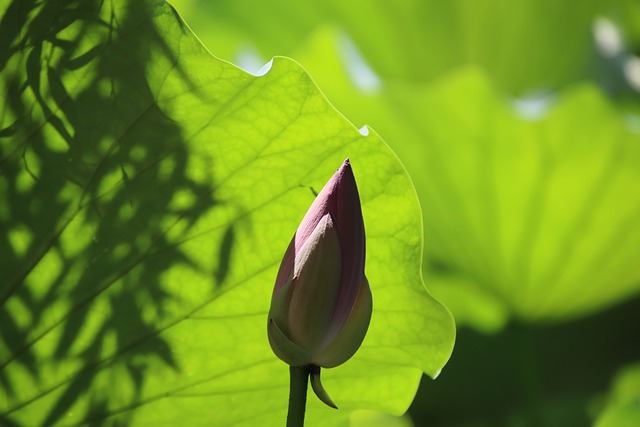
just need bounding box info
[409,295,640,427]
[0,1,230,425]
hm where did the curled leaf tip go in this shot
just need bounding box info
[309,365,337,409]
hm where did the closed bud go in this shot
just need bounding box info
[267,159,372,407]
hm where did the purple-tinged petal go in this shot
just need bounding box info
[293,160,365,329]
[267,159,370,374]
[274,160,363,296]
[268,275,295,332]
[326,160,366,335]
[268,319,310,367]
[288,214,342,351]
[273,238,295,295]
[313,275,372,368]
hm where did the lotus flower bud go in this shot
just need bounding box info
[267,159,372,407]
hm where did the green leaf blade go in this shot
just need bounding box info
[0,1,454,425]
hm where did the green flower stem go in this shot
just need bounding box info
[287,365,310,427]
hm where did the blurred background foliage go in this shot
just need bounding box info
[170,0,640,425]
[1,1,456,425]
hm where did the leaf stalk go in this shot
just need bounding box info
[287,365,310,427]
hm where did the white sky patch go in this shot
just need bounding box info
[510,92,556,121]
[234,45,270,76]
[623,55,640,92]
[593,17,624,57]
[338,32,382,94]
[358,125,369,136]
[255,59,274,77]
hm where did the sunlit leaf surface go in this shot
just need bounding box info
[172,0,640,328]
[288,29,640,324]
[164,1,640,426]
[0,1,454,425]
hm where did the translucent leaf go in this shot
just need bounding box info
[0,1,454,426]
[286,28,640,323]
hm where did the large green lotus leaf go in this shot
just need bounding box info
[594,364,640,427]
[289,28,640,324]
[171,0,611,94]
[0,1,454,426]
